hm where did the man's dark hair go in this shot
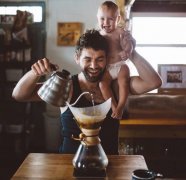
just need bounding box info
[75,29,109,57]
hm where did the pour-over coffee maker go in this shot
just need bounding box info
[67,97,111,178]
[37,71,111,177]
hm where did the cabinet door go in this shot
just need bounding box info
[29,23,46,61]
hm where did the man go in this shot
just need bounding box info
[12,29,162,155]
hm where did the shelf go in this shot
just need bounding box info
[119,118,186,138]
[0,61,31,69]
[120,118,186,126]
[119,137,186,178]
[0,41,31,51]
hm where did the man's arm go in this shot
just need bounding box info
[129,50,162,94]
[12,70,41,101]
[12,58,57,102]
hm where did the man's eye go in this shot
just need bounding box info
[84,58,91,62]
[97,58,104,62]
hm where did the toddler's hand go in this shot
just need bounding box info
[111,107,123,120]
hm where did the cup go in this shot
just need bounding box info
[132,169,163,180]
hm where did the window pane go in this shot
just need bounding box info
[18,6,42,22]
[0,6,42,22]
[131,14,186,93]
[135,47,186,71]
[0,7,5,14]
[5,7,17,15]
[132,17,186,44]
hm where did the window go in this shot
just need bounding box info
[0,4,43,23]
[128,13,186,77]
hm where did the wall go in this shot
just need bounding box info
[46,0,115,74]
[44,0,115,147]
[42,0,115,117]
[3,0,115,73]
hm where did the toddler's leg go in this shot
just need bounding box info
[99,71,117,112]
[112,64,129,119]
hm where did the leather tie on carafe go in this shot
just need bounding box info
[72,132,101,146]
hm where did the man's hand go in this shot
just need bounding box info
[31,58,59,76]
[119,31,136,60]
[120,30,136,48]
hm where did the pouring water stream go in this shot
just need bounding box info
[66,91,96,116]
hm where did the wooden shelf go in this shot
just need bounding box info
[120,118,186,126]
[119,118,186,138]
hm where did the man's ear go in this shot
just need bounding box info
[74,53,79,64]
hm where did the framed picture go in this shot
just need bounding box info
[158,64,186,94]
[57,22,82,46]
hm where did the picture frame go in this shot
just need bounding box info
[158,64,186,94]
[57,22,82,46]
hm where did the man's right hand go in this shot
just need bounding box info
[31,58,59,76]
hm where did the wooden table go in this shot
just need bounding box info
[12,153,147,180]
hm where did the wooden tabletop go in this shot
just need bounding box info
[12,153,148,180]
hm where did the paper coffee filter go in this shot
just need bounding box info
[67,98,111,122]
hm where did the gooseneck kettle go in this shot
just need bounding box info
[37,68,72,107]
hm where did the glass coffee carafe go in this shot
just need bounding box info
[67,96,111,177]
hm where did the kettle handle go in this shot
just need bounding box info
[50,64,57,71]
[49,64,58,77]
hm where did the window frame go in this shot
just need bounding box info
[129,12,186,93]
[130,12,186,67]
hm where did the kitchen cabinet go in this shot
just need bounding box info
[0,41,31,132]
[0,36,34,180]
[119,119,186,178]
[0,3,46,178]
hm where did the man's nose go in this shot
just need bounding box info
[90,61,98,69]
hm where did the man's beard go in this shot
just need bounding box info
[82,68,106,82]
